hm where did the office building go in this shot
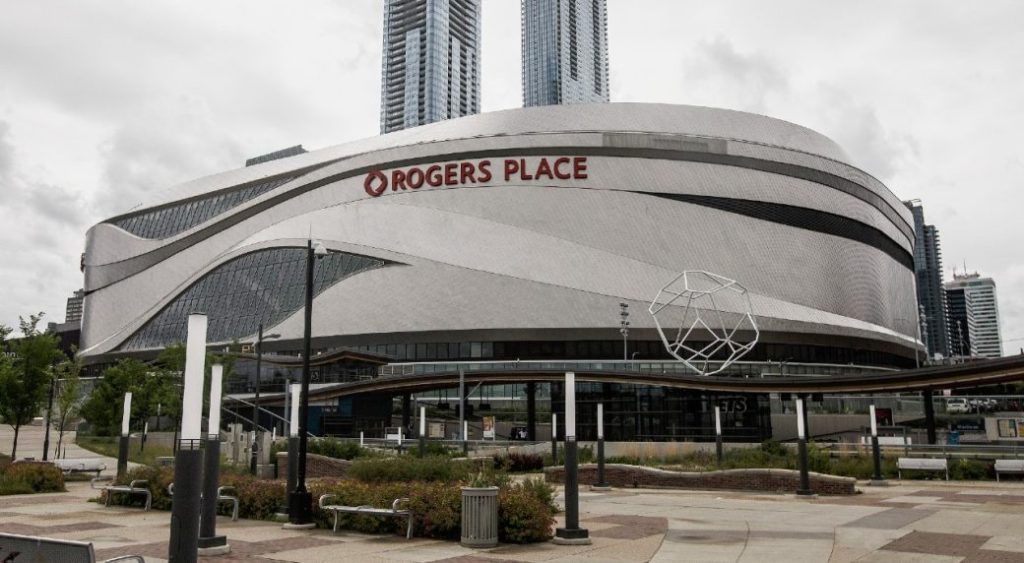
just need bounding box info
[522,0,609,106]
[65,288,85,324]
[380,0,481,134]
[947,272,1002,358]
[945,282,975,358]
[905,201,950,358]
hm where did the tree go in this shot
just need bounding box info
[0,314,64,458]
[81,358,177,436]
[53,353,82,458]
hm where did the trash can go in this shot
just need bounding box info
[460,486,498,547]
[947,430,960,445]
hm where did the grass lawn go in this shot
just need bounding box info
[76,436,175,467]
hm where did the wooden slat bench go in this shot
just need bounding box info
[995,459,1024,482]
[0,531,144,562]
[897,457,948,480]
[318,495,413,539]
[167,483,240,520]
[92,477,152,510]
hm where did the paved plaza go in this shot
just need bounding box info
[4,472,1024,562]
[4,426,1024,562]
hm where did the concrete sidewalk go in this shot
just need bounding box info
[4,478,1024,562]
[0,424,138,477]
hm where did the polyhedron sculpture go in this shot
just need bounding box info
[648,271,759,375]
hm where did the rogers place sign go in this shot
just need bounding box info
[363,157,588,197]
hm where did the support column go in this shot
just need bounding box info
[923,389,937,445]
[526,382,537,441]
[401,393,411,434]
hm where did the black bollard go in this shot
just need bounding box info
[714,405,723,467]
[554,372,589,544]
[117,435,129,478]
[198,437,228,553]
[594,403,609,488]
[795,398,813,496]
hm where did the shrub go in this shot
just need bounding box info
[495,452,544,473]
[220,473,286,519]
[349,456,476,483]
[950,458,992,480]
[498,480,557,543]
[307,438,376,460]
[0,462,66,495]
[310,480,461,539]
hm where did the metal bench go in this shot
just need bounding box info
[92,477,152,510]
[995,459,1024,481]
[897,457,948,480]
[318,495,412,539]
[167,483,239,520]
[0,531,144,562]
[54,458,107,477]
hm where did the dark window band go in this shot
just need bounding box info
[646,193,913,270]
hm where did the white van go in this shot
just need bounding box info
[946,398,969,414]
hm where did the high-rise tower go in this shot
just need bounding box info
[946,272,1002,358]
[522,0,609,107]
[905,200,951,359]
[380,0,481,134]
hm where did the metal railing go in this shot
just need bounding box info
[377,360,895,378]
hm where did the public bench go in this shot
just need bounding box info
[897,457,948,480]
[0,531,143,562]
[92,477,152,510]
[318,495,413,539]
[53,458,107,477]
[995,459,1024,481]
[167,483,240,520]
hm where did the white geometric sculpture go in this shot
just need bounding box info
[649,271,759,375]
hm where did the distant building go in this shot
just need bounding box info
[245,145,307,167]
[946,272,1002,358]
[65,288,85,324]
[380,0,481,134]
[905,201,950,358]
[944,282,975,358]
[522,0,609,107]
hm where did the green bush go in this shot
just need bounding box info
[494,452,544,473]
[311,480,462,539]
[950,458,992,480]
[543,444,594,467]
[498,480,557,543]
[96,466,560,543]
[0,462,66,495]
[349,455,477,483]
[308,438,378,460]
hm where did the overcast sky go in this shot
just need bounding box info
[1,0,1022,351]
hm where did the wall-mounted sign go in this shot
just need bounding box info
[364,157,589,197]
[482,416,496,440]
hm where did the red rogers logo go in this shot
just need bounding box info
[364,157,588,197]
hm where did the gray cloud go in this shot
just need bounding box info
[95,96,245,216]
[681,37,790,113]
[0,121,13,191]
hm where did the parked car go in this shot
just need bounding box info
[946,398,970,414]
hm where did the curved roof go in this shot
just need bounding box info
[130,103,853,212]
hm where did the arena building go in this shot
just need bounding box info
[80,103,921,440]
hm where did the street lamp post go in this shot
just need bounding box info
[117,392,132,478]
[714,405,723,466]
[251,324,280,476]
[43,375,56,461]
[869,404,886,485]
[554,372,590,545]
[795,398,813,496]
[593,402,609,489]
[287,239,326,528]
[198,364,229,554]
[418,405,426,458]
[619,303,630,361]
